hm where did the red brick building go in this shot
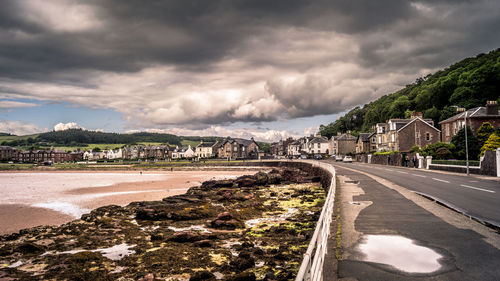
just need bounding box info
[439,101,500,143]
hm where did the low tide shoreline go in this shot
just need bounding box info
[0,170,256,235]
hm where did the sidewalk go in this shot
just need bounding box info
[323,164,500,280]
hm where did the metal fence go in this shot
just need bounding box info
[295,161,337,281]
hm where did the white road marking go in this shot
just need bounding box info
[412,174,426,178]
[459,184,495,193]
[432,178,450,183]
[397,171,408,174]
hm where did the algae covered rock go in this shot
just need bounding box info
[190,270,216,280]
[0,167,326,280]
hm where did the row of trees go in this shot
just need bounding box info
[37,129,183,145]
[320,48,500,138]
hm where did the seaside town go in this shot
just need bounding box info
[1,1,500,280]
[1,101,498,169]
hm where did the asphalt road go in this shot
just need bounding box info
[326,161,500,228]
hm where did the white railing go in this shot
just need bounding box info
[295,160,336,281]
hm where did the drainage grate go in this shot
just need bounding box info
[344,180,359,184]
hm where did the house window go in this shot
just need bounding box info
[391,134,395,142]
[445,124,450,137]
[426,133,430,141]
[378,136,381,144]
[317,143,320,148]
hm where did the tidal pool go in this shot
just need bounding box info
[358,235,442,273]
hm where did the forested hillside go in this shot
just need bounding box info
[0,129,230,148]
[35,129,181,145]
[319,48,500,138]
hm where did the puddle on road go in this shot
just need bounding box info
[358,235,442,273]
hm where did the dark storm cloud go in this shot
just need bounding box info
[0,0,499,127]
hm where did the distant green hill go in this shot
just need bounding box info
[319,48,500,139]
[0,129,230,149]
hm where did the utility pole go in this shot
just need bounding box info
[464,111,469,175]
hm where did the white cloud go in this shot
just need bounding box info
[0,101,39,109]
[0,120,46,135]
[54,122,84,131]
[126,126,297,143]
[17,0,103,32]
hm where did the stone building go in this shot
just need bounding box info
[0,146,17,161]
[439,101,500,143]
[330,132,356,155]
[376,114,440,152]
[355,133,376,154]
[219,138,260,160]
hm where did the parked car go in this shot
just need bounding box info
[343,156,352,163]
[299,155,308,159]
[313,154,323,160]
[335,155,343,161]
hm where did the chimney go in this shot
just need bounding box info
[486,100,498,115]
[337,132,341,136]
[411,112,423,119]
[456,107,466,113]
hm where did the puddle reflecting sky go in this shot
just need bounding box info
[358,235,442,273]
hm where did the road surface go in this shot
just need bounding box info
[327,161,500,228]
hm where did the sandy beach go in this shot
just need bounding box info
[0,170,256,234]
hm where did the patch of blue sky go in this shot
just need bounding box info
[1,100,125,132]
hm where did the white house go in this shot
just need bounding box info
[306,134,329,154]
[172,145,195,159]
[287,140,301,156]
[195,141,217,158]
[106,148,123,159]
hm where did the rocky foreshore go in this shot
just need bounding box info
[0,168,326,281]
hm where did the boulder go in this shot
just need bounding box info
[190,271,216,281]
[170,231,201,243]
[236,175,257,187]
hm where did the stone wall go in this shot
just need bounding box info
[428,149,497,176]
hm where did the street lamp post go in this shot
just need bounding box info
[464,111,469,175]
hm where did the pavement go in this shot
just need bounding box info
[323,162,500,281]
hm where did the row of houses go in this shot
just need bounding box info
[270,101,500,157]
[0,137,263,163]
[0,147,84,163]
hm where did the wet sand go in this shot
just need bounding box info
[0,170,256,234]
[0,204,75,235]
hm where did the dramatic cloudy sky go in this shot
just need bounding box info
[1,0,499,141]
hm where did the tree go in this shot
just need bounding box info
[451,127,480,160]
[421,142,455,159]
[389,96,411,118]
[476,122,495,146]
[480,133,500,156]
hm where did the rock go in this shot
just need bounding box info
[190,271,216,281]
[254,172,269,185]
[170,231,202,242]
[15,242,44,255]
[138,273,154,281]
[230,255,255,271]
[222,191,233,200]
[227,271,256,281]
[215,212,233,221]
[193,240,213,247]
[210,219,241,230]
[264,271,275,281]
[236,176,257,187]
